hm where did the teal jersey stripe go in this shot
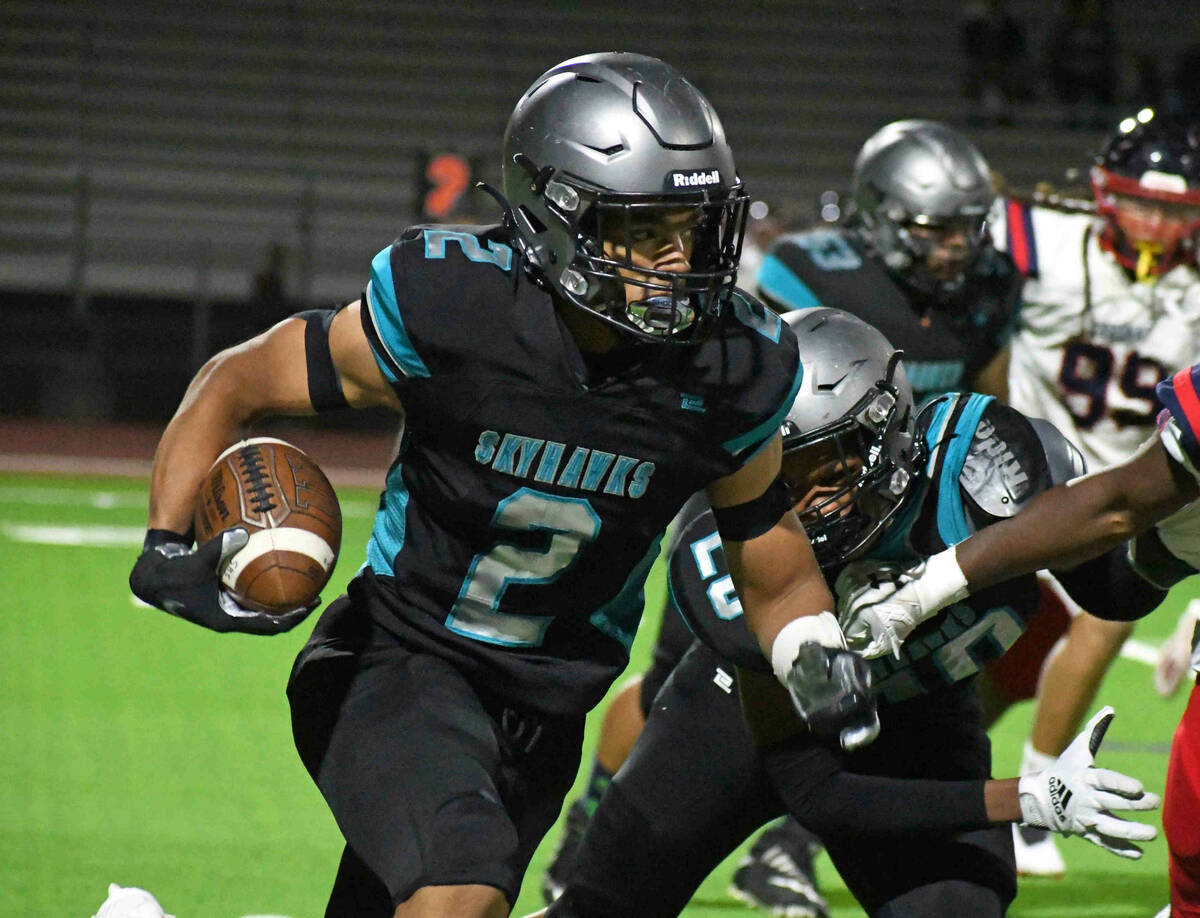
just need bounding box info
[723,358,805,457]
[365,245,431,380]
[589,535,664,652]
[935,393,993,547]
[366,461,410,574]
[756,254,823,311]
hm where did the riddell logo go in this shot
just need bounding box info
[669,169,721,188]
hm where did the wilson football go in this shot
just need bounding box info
[194,437,342,614]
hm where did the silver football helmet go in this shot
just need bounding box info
[502,52,749,343]
[780,308,921,567]
[851,120,995,299]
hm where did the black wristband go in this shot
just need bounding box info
[143,528,191,552]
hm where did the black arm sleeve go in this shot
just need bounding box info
[1052,545,1168,622]
[762,737,991,844]
[711,475,790,542]
[295,308,350,413]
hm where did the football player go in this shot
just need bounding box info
[530,308,1161,918]
[837,361,1200,915]
[126,53,870,918]
[758,119,1019,404]
[542,119,1023,914]
[984,110,1200,875]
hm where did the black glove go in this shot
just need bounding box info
[785,642,881,751]
[129,528,314,635]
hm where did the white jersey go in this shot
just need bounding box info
[992,201,1200,471]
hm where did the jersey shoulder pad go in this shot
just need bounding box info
[666,510,769,671]
[361,224,515,385]
[1157,365,1200,478]
[700,291,803,461]
[995,197,1041,278]
[756,228,865,311]
[958,400,1056,526]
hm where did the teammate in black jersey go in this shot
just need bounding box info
[542,119,1023,914]
[758,119,1020,404]
[529,309,1161,918]
[126,54,880,918]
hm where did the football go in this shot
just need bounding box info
[194,437,342,614]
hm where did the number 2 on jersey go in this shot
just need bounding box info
[446,488,600,647]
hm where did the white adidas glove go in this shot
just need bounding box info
[93,884,175,918]
[836,548,969,659]
[1018,707,1160,859]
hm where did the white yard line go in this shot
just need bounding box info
[1119,638,1162,667]
[1,522,146,547]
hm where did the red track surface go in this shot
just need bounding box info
[0,415,396,489]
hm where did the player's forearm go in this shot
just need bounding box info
[956,449,1181,592]
[742,572,837,655]
[984,778,1022,823]
[956,482,1136,591]
[147,357,262,533]
[147,333,315,534]
[763,739,993,839]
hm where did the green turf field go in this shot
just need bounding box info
[1,471,1194,917]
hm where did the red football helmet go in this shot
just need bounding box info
[1091,111,1200,280]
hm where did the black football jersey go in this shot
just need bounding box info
[756,227,1022,404]
[669,393,1057,704]
[356,224,802,716]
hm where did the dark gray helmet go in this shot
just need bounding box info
[780,308,921,567]
[851,119,995,299]
[502,52,749,343]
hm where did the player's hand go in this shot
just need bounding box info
[835,560,926,658]
[1018,707,1160,859]
[784,643,880,752]
[129,529,314,635]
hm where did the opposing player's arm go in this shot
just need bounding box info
[147,301,400,535]
[842,436,1197,650]
[955,436,1195,591]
